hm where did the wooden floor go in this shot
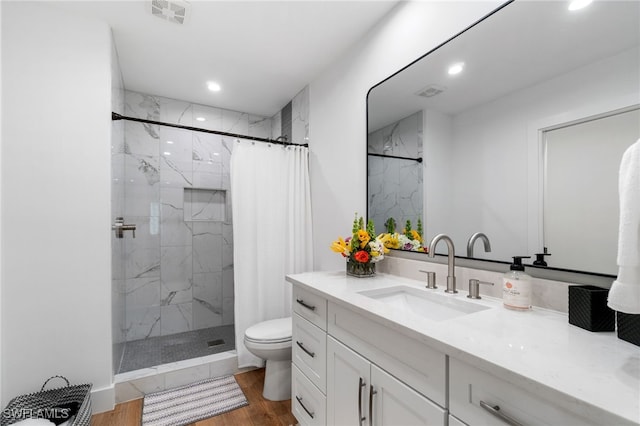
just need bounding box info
[91,368,298,426]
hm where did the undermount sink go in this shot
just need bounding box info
[358,285,490,321]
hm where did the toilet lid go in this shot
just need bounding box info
[245,317,292,343]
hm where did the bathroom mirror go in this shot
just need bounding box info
[367,0,640,276]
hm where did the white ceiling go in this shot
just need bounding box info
[49,0,398,117]
[368,0,640,131]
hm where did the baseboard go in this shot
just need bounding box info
[91,384,115,414]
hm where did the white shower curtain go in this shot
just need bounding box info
[230,141,313,368]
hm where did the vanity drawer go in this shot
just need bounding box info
[293,286,327,331]
[449,357,599,426]
[292,363,326,426]
[293,313,327,393]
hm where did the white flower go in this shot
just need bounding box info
[368,240,385,262]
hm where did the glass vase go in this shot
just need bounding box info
[346,258,376,278]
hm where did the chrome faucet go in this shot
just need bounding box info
[427,234,457,293]
[466,232,491,257]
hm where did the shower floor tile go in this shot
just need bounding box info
[118,324,235,374]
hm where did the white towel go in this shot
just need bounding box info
[608,139,640,313]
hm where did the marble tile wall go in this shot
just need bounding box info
[368,111,423,234]
[119,90,272,342]
[291,86,310,144]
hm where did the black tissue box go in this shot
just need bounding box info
[617,312,640,346]
[568,285,615,332]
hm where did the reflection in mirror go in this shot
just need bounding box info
[367,0,640,275]
[543,108,639,275]
[367,111,425,251]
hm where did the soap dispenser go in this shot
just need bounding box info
[503,256,532,310]
[533,248,551,267]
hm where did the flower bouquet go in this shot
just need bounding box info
[383,218,428,253]
[331,213,389,277]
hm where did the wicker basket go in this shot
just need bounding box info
[1,376,91,426]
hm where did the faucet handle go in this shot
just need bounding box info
[467,279,494,299]
[419,270,437,289]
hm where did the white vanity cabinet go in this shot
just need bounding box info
[291,282,447,426]
[287,272,640,426]
[327,336,446,426]
[449,357,601,426]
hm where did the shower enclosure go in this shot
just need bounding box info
[112,90,272,374]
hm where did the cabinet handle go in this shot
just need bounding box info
[369,385,377,426]
[296,340,315,358]
[358,377,366,425]
[296,395,315,419]
[296,298,316,311]
[480,400,524,426]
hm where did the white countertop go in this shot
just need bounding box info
[286,271,640,425]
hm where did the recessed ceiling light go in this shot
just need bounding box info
[166,140,174,144]
[568,0,592,11]
[163,151,171,156]
[207,81,221,92]
[448,62,465,76]
[213,152,220,156]
[196,117,206,122]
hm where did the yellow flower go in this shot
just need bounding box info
[376,233,391,254]
[330,237,350,256]
[357,230,370,248]
[410,230,422,242]
[385,234,401,249]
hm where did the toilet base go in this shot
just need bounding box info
[262,359,291,401]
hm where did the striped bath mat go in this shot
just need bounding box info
[142,375,248,426]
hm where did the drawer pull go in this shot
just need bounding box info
[369,385,377,426]
[296,340,316,358]
[296,298,316,311]
[296,395,315,419]
[480,400,524,426]
[358,377,366,425]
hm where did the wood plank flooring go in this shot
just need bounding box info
[91,368,298,426]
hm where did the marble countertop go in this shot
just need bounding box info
[286,271,640,425]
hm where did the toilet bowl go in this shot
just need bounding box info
[244,317,292,401]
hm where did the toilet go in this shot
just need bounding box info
[244,317,292,401]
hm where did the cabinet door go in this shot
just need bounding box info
[448,414,468,426]
[370,364,446,426]
[327,336,370,426]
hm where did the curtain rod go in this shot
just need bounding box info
[111,112,309,148]
[368,152,423,163]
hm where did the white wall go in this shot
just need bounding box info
[423,108,453,239]
[309,1,503,270]
[1,2,113,412]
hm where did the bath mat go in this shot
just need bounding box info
[141,375,248,426]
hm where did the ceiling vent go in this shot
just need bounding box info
[150,0,190,25]
[415,84,446,98]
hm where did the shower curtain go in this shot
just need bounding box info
[230,141,313,368]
